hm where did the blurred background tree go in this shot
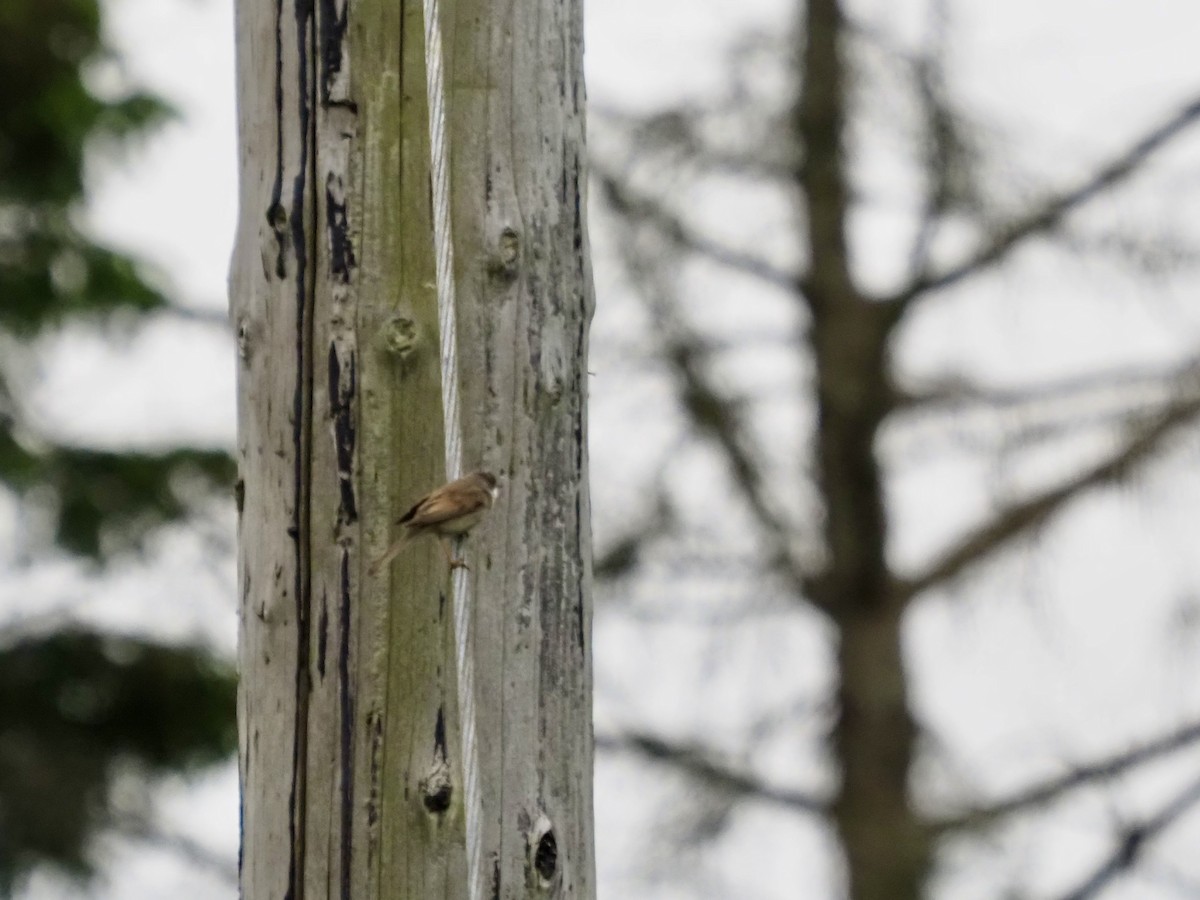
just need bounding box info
[588,1,1200,897]
[0,0,235,892]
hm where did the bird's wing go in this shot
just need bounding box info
[401,486,489,528]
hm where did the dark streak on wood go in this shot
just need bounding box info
[573,305,587,651]
[526,271,543,374]
[328,343,359,522]
[237,791,245,879]
[338,548,354,900]
[366,709,382,827]
[317,0,353,108]
[272,3,291,898]
[286,0,315,897]
[433,705,447,757]
[268,0,288,283]
[317,590,328,678]
[325,172,356,283]
[571,171,583,253]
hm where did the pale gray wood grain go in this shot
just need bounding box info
[233,0,594,896]
[230,0,312,897]
[445,0,597,894]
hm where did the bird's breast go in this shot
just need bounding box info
[434,508,486,536]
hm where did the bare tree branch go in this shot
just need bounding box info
[886,96,1200,310]
[656,308,816,600]
[591,35,799,185]
[934,719,1200,833]
[892,359,1200,469]
[899,390,1200,601]
[592,104,798,184]
[1056,770,1200,900]
[594,166,800,290]
[163,304,232,329]
[595,491,672,582]
[602,209,819,603]
[602,596,797,626]
[903,0,961,284]
[595,730,828,815]
[1056,221,1200,276]
[897,356,1200,414]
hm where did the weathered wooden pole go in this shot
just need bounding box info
[230,0,595,894]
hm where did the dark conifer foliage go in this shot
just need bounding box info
[0,0,236,888]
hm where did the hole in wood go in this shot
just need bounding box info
[528,812,558,886]
[534,829,557,882]
[422,780,452,814]
[419,761,453,814]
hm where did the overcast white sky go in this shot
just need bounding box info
[11,0,1200,897]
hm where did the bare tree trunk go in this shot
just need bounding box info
[795,0,929,897]
[231,0,595,896]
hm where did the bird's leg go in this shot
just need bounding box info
[439,537,469,571]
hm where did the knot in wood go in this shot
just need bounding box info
[236,318,255,362]
[381,315,420,363]
[486,226,522,282]
[266,202,288,233]
[419,759,453,814]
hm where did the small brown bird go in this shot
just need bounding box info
[368,471,499,575]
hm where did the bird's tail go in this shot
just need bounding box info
[367,530,415,576]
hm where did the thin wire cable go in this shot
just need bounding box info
[422,0,486,897]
